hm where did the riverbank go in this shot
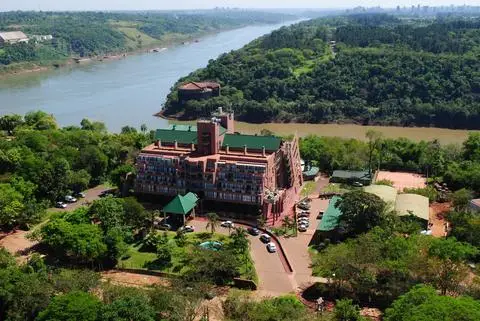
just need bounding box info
[165,118,478,145]
[0,21,295,78]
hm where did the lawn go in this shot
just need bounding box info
[301,181,317,197]
[116,27,160,49]
[118,231,258,281]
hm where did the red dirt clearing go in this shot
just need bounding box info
[376,171,426,191]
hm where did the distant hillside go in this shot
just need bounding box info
[0,10,293,71]
[163,14,480,129]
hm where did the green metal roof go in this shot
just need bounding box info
[331,170,371,179]
[167,124,197,132]
[318,196,343,232]
[155,129,197,144]
[163,192,198,215]
[222,134,282,151]
[156,124,227,144]
[303,166,320,177]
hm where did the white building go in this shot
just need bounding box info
[31,35,53,42]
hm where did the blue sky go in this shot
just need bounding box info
[1,0,479,11]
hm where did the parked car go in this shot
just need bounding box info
[248,227,260,236]
[76,192,86,198]
[180,225,195,233]
[158,223,171,231]
[221,221,235,228]
[65,195,77,203]
[99,189,116,198]
[55,201,67,209]
[298,225,308,232]
[266,242,277,253]
[352,181,363,187]
[298,212,310,218]
[298,217,309,223]
[260,234,271,243]
[298,203,311,210]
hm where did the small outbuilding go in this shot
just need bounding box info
[395,193,430,221]
[178,81,221,102]
[0,31,29,46]
[162,192,199,225]
[309,196,344,245]
[364,185,430,222]
[330,170,373,186]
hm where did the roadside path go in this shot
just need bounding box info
[0,185,106,261]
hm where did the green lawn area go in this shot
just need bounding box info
[116,27,160,49]
[301,181,317,197]
[322,183,355,194]
[118,231,257,281]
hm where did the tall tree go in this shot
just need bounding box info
[336,191,386,236]
[206,212,219,235]
[36,291,101,321]
[425,237,478,295]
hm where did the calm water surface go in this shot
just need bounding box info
[0,21,300,131]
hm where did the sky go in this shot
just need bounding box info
[1,0,480,11]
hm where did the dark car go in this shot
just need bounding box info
[260,234,271,243]
[248,227,260,236]
[298,203,311,210]
[158,223,171,231]
[99,189,116,198]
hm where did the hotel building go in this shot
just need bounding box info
[135,108,303,224]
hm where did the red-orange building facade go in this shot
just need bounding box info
[135,108,303,224]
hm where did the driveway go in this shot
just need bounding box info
[50,185,108,213]
[280,197,330,290]
[191,219,296,296]
[0,185,107,261]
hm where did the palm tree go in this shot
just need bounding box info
[282,216,293,234]
[230,227,249,253]
[206,212,219,235]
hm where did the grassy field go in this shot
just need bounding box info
[116,27,160,49]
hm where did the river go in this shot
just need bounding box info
[0,19,477,144]
[0,20,300,131]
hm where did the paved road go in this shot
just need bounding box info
[50,185,108,213]
[191,219,296,296]
[281,197,330,290]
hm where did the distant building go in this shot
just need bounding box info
[30,35,53,42]
[178,81,221,102]
[471,199,480,213]
[364,184,430,221]
[0,31,29,46]
[330,170,373,186]
[135,107,303,224]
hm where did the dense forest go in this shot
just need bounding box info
[0,10,292,66]
[163,14,480,129]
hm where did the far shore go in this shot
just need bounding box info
[164,117,478,145]
[0,20,296,79]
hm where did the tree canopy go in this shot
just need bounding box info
[164,15,480,129]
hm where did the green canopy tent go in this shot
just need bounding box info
[162,192,199,225]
